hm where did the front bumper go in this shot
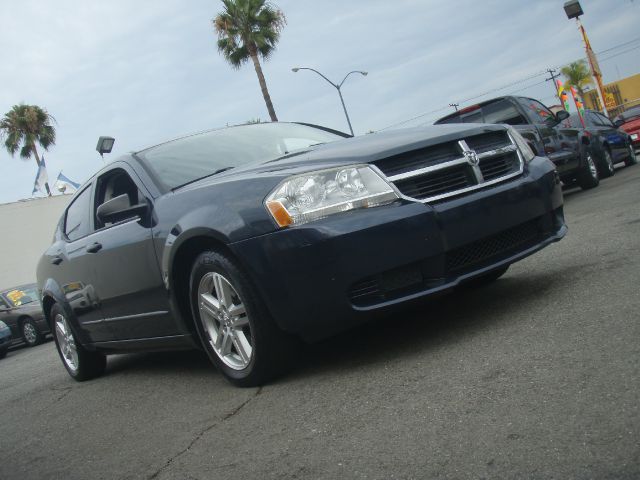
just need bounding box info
[231,156,565,341]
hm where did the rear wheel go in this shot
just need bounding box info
[599,148,615,178]
[577,152,600,190]
[625,145,637,166]
[190,251,297,387]
[51,304,106,381]
[21,318,43,347]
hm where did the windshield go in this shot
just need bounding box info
[436,99,526,125]
[2,286,38,307]
[137,123,346,189]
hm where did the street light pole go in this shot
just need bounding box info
[292,67,368,136]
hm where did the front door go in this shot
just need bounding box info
[87,165,175,341]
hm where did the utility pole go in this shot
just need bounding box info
[449,103,459,111]
[545,68,562,101]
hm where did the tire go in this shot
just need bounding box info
[598,147,615,178]
[21,318,43,347]
[51,303,106,381]
[577,152,600,190]
[625,145,637,166]
[190,250,297,387]
[0,347,7,359]
[461,265,509,288]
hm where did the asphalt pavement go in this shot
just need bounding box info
[1,161,639,480]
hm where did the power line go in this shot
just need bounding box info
[545,69,561,100]
[379,37,640,131]
[597,35,640,55]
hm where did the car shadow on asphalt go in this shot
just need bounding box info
[285,268,562,383]
[99,268,563,386]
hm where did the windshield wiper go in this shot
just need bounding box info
[172,167,234,191]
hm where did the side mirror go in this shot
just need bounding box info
[546,110,570,127]
[96,194,148,224]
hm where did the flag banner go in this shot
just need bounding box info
[570,87,586,128]
[54,172,80,194]
[32,157,49,196]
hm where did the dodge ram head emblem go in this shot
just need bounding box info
[463,149,479,166]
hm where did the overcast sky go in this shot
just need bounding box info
[1,0,638,203]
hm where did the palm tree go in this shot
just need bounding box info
[214,0,286,122]
[0,104,56,195]
[561,60,593,99]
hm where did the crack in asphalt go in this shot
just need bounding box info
[52,386,72,403]
[146,386,263,480]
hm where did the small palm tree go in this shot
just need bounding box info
[214,0,286,122]
[0,104,56,195]
[561,60,593,99]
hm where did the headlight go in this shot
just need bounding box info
[507,127,536,163]
[265,165,398,227]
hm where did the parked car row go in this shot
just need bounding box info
[0,284,50,352]
[434,95,636,190]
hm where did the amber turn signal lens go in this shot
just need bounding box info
[266,201,293,227]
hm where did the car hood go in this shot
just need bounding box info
[181,123,507,191]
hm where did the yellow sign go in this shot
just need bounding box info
[6,289,25,304]
[604,92,616,110]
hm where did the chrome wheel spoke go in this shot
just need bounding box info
[231,331,252,365]
[213,275,232,309]
[200,293,221,318]
[219,330,233,356]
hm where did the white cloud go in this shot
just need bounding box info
[0,0,638,203]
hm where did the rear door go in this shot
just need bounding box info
[52,184,114,342]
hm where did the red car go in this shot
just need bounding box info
[614,105,640,155]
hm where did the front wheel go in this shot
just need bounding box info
[577,152,600,190]
[190,251,297,387]
[21,318,43,347]
[625,145,637,166]
[51,304,106,381]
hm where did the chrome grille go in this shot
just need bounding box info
[375,130,523,203]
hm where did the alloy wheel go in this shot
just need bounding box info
[55,313,78,372]
[587,154,598,179]
[604,150,614,174]
[23,322,37,345]
[198,272,252,370]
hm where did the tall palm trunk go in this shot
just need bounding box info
[30,143,52,196]
[249,46,278,122]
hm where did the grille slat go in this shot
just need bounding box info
[446,217,543,272]
[375,130,522,202]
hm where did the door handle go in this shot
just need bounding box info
[86,242,103,253]
[51,256,63,265]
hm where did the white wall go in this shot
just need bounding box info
[0,195,71,290]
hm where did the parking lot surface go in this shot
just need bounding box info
[1,162,639,480]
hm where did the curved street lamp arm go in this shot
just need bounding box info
[295,67,338,89]
[338,70,367,88]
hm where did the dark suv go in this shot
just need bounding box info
[37,122,566,386]
[435,96,600,190]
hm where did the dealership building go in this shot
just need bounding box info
[0,196,70,290]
